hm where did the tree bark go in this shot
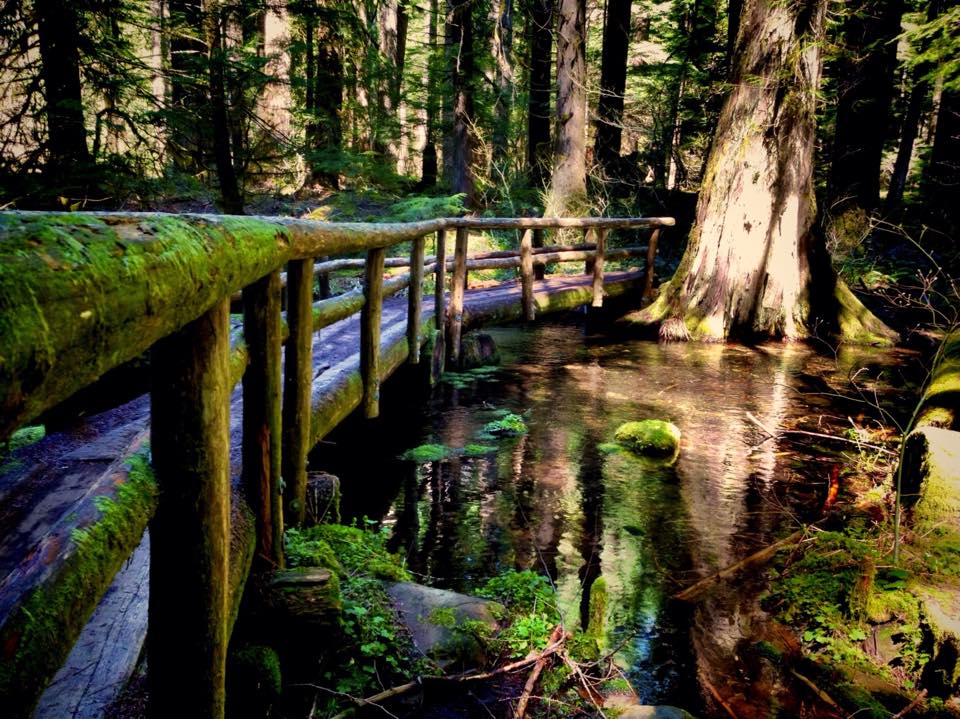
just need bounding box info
[421,0,441,188]
[827,0,903,213]
[378,0,408,167]
[445,0,476,204]
[204,0,243,213]
[594,0,632,174]
[923,88,960,231]
[168,0,207,171]
[545,0,587,215]
[627,0,897,344]
[526,0,553,190]
[491,0,515,173]
[35,0,89,180]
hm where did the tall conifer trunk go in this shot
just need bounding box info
[628,0,896,344]
[526,0,553,189]
[204,0,243,213]
[594,0,631,173]
[36,0,89,180]
[446,0,476,204]
[545,0,587,215]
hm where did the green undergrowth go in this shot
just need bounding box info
[480,412,528,438]
[763,521,960,710]
[283,522,426,717]
[399,442,498,463]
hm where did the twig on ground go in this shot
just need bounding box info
[745,412,897,456]
[514,625,565,719]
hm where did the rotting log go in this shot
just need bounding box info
[592,229,608,308]
[915,330,960,430]
[447,226,470,365]
[520,229,535,321]
[242,271,284,569]
[149,299,231,719]
[361,248,386,419]
[435,229,447,335]
[643,228,661,302]
[900,426,960,536]
[282,259,314,527]
[408,237,425,364]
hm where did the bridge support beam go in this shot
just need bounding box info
[447,227,469,366]
[361,247,386,418]
[283,259,314,526]
[407,236,425,364]
[643,228,661,302]
[149,299,231,719]
[243,270,284,568]
[592,229,608,308]
[434,229,447,336]
[520,229,535,321]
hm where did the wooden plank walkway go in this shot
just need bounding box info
[2,269,645,718]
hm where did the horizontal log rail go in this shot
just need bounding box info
[0,210,672,719]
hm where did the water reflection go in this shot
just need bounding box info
[314,320,918,716]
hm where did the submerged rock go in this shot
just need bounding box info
[384,582,502,670]
[614,420,681,456]
[459,331,501,370]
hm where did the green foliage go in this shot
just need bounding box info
[904,4,960,92]
[481,413,528,437]
[614,420,682,456]
[400,443,453,462]
[441,365,501,389]
[284,523,410,581]
[475,570,559,657]
[463,443,496,457]
[2,425,45,454]
[383,194,467,222]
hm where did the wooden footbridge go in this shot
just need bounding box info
[0,211,672,718]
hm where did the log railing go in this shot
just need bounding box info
[0,211,672,718]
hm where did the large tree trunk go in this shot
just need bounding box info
[420,0,441,188]
[445,0,476,204]
[594,0,632,174]
[827,0,903,213]
[36,0,90,180]
[545,0,587,215]
[526,0,553,190]
[923,88,960,231]
[204,0,243,213]
[378,0,408,168]
[490,0,514,174]
[627,0,896,344]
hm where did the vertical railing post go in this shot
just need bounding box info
[149,299,231,719]
[407,236,425,364]
[282,258,314,527]
[317,256,331,299]
[242,270,284,567]
[361,247,386,418]
[519,229,535,321]
[584,228,595,275]
[643,228,661,302]
[434,229,447,334]
[533,228,545,280]
[591,228,608,308]
[447,226,469,366]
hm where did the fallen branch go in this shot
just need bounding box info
[702,673,738,719]
[789,668,841,711]
[745,412,897,456]
[514,625,565,719]
[325,631,570,719]
[891,689,927,719]
[673,529,807,602]
[561,652,606,717]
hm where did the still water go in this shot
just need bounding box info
[313,317,918,717]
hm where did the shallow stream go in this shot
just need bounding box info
[312,317,921,717]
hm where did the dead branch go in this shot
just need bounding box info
[891,689,927,719]
[789,668,841,711]
[702,673,739,719]
[673,529,808,602]
[745,412,897,456]
[514,625,565,719]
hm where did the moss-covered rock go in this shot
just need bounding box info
[264,567,342,631]
[614,420,681,456]
[227,644,282,718]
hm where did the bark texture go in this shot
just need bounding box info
[445,0,476,204]
[526,0,553,189]
[545,0,588,215]
[594,0,632,172]
[628,0,896,344]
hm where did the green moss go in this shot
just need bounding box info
[227,644,282,717]
[3,424,44,452]
[285,523,411,581]
[463,444,496,457]
[614,420,681,456]
[481,413,528,437]
[0,449,158,716]
[400,443,452,462]
[597,442,624,455]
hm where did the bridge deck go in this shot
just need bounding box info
[1,269,645,718]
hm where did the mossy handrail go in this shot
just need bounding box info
[0,209,673,719]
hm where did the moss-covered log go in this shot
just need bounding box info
[916,330,960,430]
[901,426,960,537]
